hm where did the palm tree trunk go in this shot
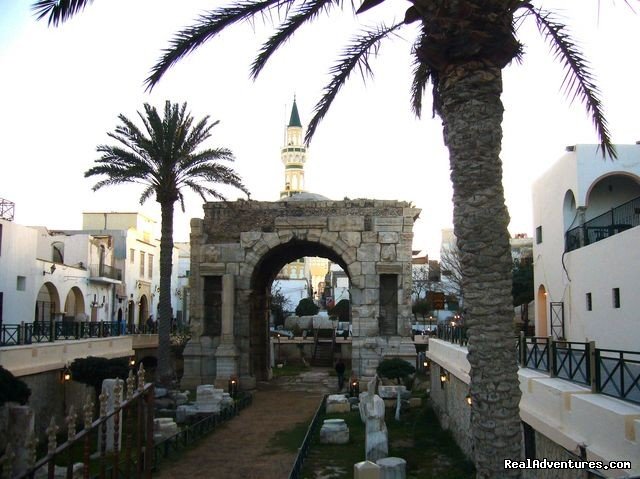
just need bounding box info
[440,62,522,478]
[157,200,175,387]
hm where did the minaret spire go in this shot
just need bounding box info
[280,96,308,198]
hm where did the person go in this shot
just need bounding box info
[334,358,346,391]
[146,315,155,333]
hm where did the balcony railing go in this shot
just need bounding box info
[435,327,640,405]
[0,320,182,347]
[89,264,123,281]
[565,195,640,252]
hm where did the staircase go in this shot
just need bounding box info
[312,328,335,367]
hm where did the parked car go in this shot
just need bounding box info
[269,327,294,338]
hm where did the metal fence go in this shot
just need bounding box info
[288,394,328,479]
[565,195,640,252]
[152,393,253,470]
[0,321,185,347]
[2,364,155,479]
[435,327,640,405]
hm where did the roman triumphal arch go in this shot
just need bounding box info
[182,198,420,389]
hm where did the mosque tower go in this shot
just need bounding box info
[280,97,308,198]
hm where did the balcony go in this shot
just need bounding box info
[565,195,640,252]
[89,264,122,283]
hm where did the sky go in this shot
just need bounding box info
[1,0,639,258]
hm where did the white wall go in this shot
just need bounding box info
[532,144,640,350]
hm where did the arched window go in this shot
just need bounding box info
[52,242,64,264]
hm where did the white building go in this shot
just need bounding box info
[0,211,181,331]
[532,143,640,349]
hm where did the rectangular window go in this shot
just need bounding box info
[203,276,222,336]
[586,293,592,311]
[140,251,145,277]
[17,276,26,291]
[129,248,135,263]
[148,254,154,278]
[535,226,543,244]
[612,288,620,308]
[379,274,398,335]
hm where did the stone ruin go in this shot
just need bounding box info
[183,198,420,389]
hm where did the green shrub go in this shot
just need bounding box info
[328,299,350,321]
[70,356,130,399]
[0,366,30,406]
[295,298,319,316]
[376,358,416,385]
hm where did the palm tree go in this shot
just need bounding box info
[34,1,618,476]
[85,101,248,387]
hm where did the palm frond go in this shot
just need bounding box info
[524,5,615,158]
[138,185,156,205]
[32,0,93,27]
[410,30,436,119]
[145,0,286,90]
[251,0,338,79]
[305,22,403,143]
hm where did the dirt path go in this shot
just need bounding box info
[155,370,336,479]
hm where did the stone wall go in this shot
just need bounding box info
[184,199,420,388]
[19,370,91,438]
[522,431,589,479]
[429,363,473,459]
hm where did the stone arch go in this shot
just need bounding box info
[35,282,61,322]
[63,286,85,320]
[584,172,640,221]
[184,199,421,390]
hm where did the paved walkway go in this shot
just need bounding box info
[155,369,336,479]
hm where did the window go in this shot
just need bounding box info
[52,241,64,263]
[17,276,26,291]
[148,254,154,278]
[586,293,592,311]
[379,274,398,335]
[535,226,542,244]
[203,276,222,336]
[140,251,145,277]
[129,248,135,263]
[612,288,620,308]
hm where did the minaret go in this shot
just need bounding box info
[280,97,308,198]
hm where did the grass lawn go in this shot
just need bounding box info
[271,363,311,378]
[269,395,475,479]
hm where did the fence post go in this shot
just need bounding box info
[519,332,525,366]
[590,342,598,393]
[19,321,25,345]
[549,338,557,377]
[587,341,596,392]
[49,318,55,342]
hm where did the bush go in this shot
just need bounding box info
[328,299,350,321]
[0,366,30,406]
[376,358,416,385]
[70,356,130,399]
[295,298,319,317]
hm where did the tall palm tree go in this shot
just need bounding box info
[85,101,248,387]
[34,1,618,477]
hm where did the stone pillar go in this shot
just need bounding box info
[215,274,239,387]
[100,379,123,452]
[7,405,35,476]
[354,460,381,479]
[376,457,406,479]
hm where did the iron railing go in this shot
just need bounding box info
[289,394,328,479]
[2,365,155,479]
[595,349,640,404]
[89,264,123,281]
[0,321,185,347]
[434,330,640,405]
[565,195,640,252]
[436,324,468,346]
[152,393,253,470]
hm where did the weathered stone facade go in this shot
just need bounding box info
[183,199,420,389]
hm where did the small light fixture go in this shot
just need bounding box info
[440,369,449,389]
[349,378,360,397]
[60,365,71,383]
[43,264,56,276]
[466,393,472,406]
[228,376,238,398]
[129,356,136,368]
[423,360,429,369]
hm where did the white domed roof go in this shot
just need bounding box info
[279,192,330,202]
